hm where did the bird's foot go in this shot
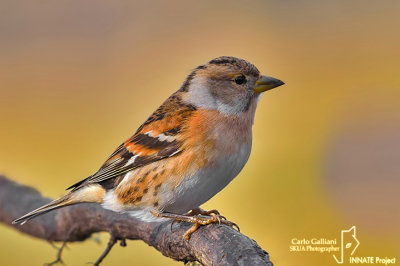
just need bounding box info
[152,209,239,240]
[181,214,239,240]
[186,207,223,218]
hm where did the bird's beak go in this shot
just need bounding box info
[254,75,285,93]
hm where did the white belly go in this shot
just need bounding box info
[163,143,252,214]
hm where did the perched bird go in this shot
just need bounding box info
[13,56,284,239]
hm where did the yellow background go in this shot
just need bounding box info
[0,1,399,265]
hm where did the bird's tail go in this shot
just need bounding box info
[12,194,76,225]
[12,184,105,225]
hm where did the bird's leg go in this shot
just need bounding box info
[186,207,222,217]
[170,208,224,230]
[152,210,239,240]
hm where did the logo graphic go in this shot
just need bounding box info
[289,225,396,264]
[333,226,360,263]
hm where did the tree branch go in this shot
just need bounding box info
[0,175,272,265]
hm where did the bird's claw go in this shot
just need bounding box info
[154,209,239,240]
[182,212,239,240]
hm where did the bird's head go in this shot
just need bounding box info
[181,56,284,115]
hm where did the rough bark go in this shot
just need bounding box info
[0,175,272,265]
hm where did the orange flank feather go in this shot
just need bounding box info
[114,109,222,208]
[124,143,160,156]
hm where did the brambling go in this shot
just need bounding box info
[13,56,284,239]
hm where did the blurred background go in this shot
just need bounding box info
[0,0,399,265]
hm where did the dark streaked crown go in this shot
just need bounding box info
[208,56,260,77]
[180,56,260,92]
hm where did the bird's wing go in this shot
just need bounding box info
[67,128,182,191]
[67,92,196,191]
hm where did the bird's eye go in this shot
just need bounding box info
[234,75,247,85]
